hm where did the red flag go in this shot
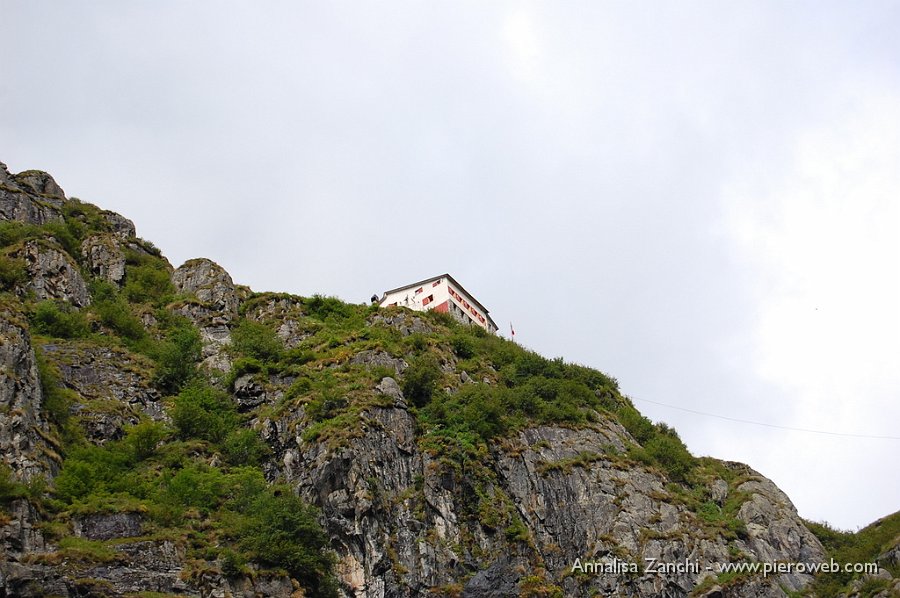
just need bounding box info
[510,322,515,337]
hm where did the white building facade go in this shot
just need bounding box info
[379,274,498,334]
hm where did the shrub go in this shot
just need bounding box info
[456,386,505,439]
[92,297,146,343]
[223,429,270,466]
[0,464,27,505]
[42,221,81,259]
[304,294,353,322]
[220,548,248,577]
[419,384,509,441]
[641,432,696,482]
[407,333,427,353]
[235,487,336,597]
[125,421,168,461]
[451,334,476,359]
[159,464,226,513]
[225,357,264,389]
[35,353,76,431]
[424,309,457,328]
[30,300,91,339]
[0,254,27,291]
[808,513,900,595]
[282,348,315,365]
[617,405,655,444]
[231,320,283,362]
[560,361,618,392]
[171,381,237,444]
[123,259,174,306]
[88,279,118,303]
[0,222,39,248]
[402,355,441,407]
[60,199,108,238]
[153,321,202,394]
[305,389,349,423]
[53,444,133,502]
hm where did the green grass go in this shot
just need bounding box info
[57,536,119,562]
[14,197,859,595]
[30,300,91,339]
[806,511,900,596]
[50,421,337,596]
[0,253,28,291]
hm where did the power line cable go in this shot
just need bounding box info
[630,396,900,440]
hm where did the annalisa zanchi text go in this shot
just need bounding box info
[571,557,878,578]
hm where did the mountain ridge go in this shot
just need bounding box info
[1,161,897,597]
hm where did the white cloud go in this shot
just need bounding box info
[722,78,900,526]
[501,10,543,85]
[3,1,898,530]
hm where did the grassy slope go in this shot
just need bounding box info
[3,191,895,597]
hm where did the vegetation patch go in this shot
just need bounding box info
[30,300,91,339]
[49,419,336,596]
[537,451,606,475]
[806,511,900,596]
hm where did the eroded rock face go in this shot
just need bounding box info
[267,402,826,598]
[172,258,239,371]
[15,240,90,307]
[244,295,318,348]
[0,181,63,225]
[0,306,57,480]
[102,210,136,238]
[234,373,267,411]
[351,350,408,375]
[81,233,127,285]
[38,341,163,443]
[173,258,238,318]
[0,499,46,556]
[74,512,143,541]
[0,160,842,597]
[12,170,66,201]
[500,430,824,596]
[375,377,405,407]
[369,312,433,337]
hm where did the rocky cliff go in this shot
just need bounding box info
[0,161,897,598]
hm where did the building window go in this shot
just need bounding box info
[423,294,433,306]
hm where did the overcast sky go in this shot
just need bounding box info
[3,1,898,530]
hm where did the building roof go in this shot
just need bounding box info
[381,273,498,330]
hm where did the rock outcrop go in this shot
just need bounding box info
[2,161,874,598]
[172,257,239,318]
[14,240,91,307]
[0,164,63,225]
[81,233,127,285]
[0,305,57,480]
[172,258,239,371]
[265,406,826,598]
[38,340,163,443]
[244,294,318,348]
[11,170,66,202]
[101,211,136,238]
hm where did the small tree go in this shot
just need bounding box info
[402,355,441,407]
[231,320,283,362]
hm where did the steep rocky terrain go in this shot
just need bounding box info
[0,161,897,597]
